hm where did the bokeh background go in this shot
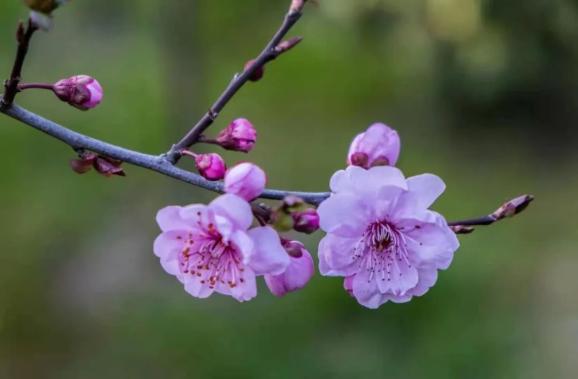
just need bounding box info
[1,0,577,378]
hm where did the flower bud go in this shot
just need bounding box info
[492,194,534,220]
[216,118,257,153]
[195,153,226,181]
[244,60,264,82]
[347,123,400,169]
[292,208,320,234]
[224,162,266,201]
[53,75,103,111]
[265,240,314,297]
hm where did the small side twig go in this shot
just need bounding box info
[166,4,306,163]
[448,195,534,232]
[1,19,38,109]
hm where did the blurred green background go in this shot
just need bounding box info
[1,0,577,378]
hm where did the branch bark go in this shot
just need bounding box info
[166,6,304,163]
[0,101,331,205]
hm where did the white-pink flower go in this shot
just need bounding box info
[154,194,290,302]
[317,166,459,309]
[347,123,400,168]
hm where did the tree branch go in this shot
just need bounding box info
[1,19,38,109]
[166,5,305,163]
[0,101,331,205]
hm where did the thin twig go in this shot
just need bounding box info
[166,5,305,163]
[0,101,330,205]
[1,19,37,109]
[448,195,534,228]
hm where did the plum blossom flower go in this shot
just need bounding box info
[154,194,290,302]
[224,162,266,201]
[317,166,459,309]
[265,240,315,297]
[347,123,400,168]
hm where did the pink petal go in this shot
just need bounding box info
[246,227,290,275]
[317,194,368,237]
[156,206,191,231]
[376,256,419,296]
[217,265,257,302]
[230,230,255,263]
[351,267,388,309]
[184,271,215,299]
[404,222,459,270]
[406,174,446,209]
[209,194,253,230]
[317,234,359,276]
[153,230,186,259]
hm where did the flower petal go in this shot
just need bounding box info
[406,173,446,209]
[317,234,359,276]
[317,193,368,237]
[351,266,388,309]
[403,221,459,270]
[246,227,290,275]
[156,206,192,231]
[153,230,186,259]
[184,271,215,299]
[209,194,253,230]
[376,256,419,296]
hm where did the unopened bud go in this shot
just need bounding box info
[224,162,266,200]
[53,75,103,110]
[194,153,226,181]
[25,0,69,30]
[492,195,534,220]
[282,195,306,211]
[244,59,264,82]
[292,208,320,234]
[347,123,400,169]
[216,118,257,153]
[289,0,307,13]
[264,239,314,297]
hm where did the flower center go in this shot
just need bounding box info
[352,221,412,283]
[179,232,245,289]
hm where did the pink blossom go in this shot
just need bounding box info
[292,208,320,234]
[265,240,315,297]
[317,166,459,309]
[154,194,290,302]
[195,153,226,181]
[53,75,103,110]
[224,162,266,201]
[347,123,401,168]
[217,118,257,153]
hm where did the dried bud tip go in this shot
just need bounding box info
[282,195,305,210]
[492,194,534,220]
[244,59,265,82]
[450,225,475,234]
[70,152,125,177]
[275,36,303,54]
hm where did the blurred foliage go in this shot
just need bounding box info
[1,0,577,378]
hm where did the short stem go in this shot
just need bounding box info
[17,82,54,91]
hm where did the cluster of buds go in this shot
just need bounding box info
[270,195,320,234]
[70,152,125,177]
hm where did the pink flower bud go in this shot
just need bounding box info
[53,75,103,110]
[195,153,226,181]
[292,208,320,234]
[70,152,125,177]
[265,240,314,297]
[347,123,401,168]
[216,118,257,153]
[224,162,266,201]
